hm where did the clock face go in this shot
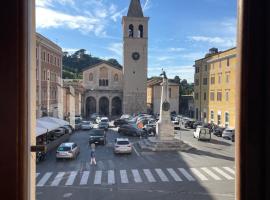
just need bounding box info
[132,52,140,60]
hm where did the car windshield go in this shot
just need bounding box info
[101,119,108,122]
[57,146,71,151]
[117,141,130,145]
[91,130,104,136]
[82,121,89,125]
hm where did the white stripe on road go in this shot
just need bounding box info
[143,169,156,182]
[36,173,40,178]
[36,172,53,187]
[80,171,90,185]
[201,167,221,180]
[94,171,102,184]
[223,167,235,175]
[212,167,234,180]
[178,168,195,181]
[131,169,142,183]
[133,146,141,157]
[120,170,129,183]
[155,169,169,182]
[108,170,115,185]
[51,172,65,186]
[65,171,77,186]
[190,168,208,181]
[167,168,182,182]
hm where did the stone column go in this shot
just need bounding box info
[109,95,112,117]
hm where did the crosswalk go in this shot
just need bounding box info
[36,166,235,187]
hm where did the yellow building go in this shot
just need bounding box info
[194,47,236,128]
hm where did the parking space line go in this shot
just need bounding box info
[155,168,169,182]
[65,171,77,186]
[108,170,115,185]
[80,171,90,185]
[178,168,195,181]
[36,172,53,187]
[120,170,129,183]
[131,169,142,183]
[201,167,221,180]
[143,169,156,182]
[212,167,234,180]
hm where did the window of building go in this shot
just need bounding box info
[226,73,230,83]
[211,76,215,84]
[205,65,207,71]
[195,79,199,86]
[169,88,172,98]
[219,61,222,69]
[218,74,222,84]
[36,48,38,59]
[226,91,229,101]
[195,66,200,73]
[203,77,208,85]
[195,93,199,100]
[128,24,134,37]
[114,74,118,81]
[89,73,93,81]
[43,70,46,80]
[54,57,56,65]
[225,112,229,127]
[227,58,230,66]
[57,58,59,66]
[204,92,206,100]
[47,53,49,62]
[50,55,53,64]
[210,111,214,122]
[217,91,222,101]
[99,79,108,86]
[43,51,46,61]
[217,114,221,125]
[210,92,215,101]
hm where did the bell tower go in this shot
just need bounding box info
[122,0,149,114]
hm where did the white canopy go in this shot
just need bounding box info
[36,117,69,137]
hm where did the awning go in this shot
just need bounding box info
[36,117,69,137]
[38,117,69,126]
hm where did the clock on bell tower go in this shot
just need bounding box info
[122,0,149,114]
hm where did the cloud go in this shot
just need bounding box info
[143,0,151,11]
[148,65,194,83]
[188,36,236,48]
[111,7,127,22]
[106,43,123,57]
[168,47,185,52]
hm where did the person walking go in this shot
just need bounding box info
[90,144,97,165]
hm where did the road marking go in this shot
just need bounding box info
[131,169,142,183]
[167,168,182,182]
[178,168,195,181]
[94,171,102,184]
[201,167,221,180]
[190,168,208,181]
[143,169,156,182]
[37,172,53,187]
[108,170,115,185]
[155,169,169,182]
[223,167,235,175]
[120,170,129,183]
[80,171,90,185]
[36,173,40,178]
[212,167,234,180]
[51,172,65,186]
[133,145,141,157]
[65,171,77,186]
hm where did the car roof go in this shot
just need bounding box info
[59,142,74,147]
[116,138,129,141]
[101,117,108,119]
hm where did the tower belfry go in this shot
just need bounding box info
[122,0,149,114]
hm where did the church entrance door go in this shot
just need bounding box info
[99,97,109,116]
[111,97,122,116]
[86,97,96,119]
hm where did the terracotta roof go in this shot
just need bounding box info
[127,0,144,17]
[82,61,122,72]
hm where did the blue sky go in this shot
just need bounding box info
[36,0,237,82]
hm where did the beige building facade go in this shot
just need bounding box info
[122,0,149,114]
[194,47,236,128]
[147,78,180,115]
[36,33,63,118]
[63,86,75,128]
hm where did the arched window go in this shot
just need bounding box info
[128,24,134,37]
[138,25,143,38]
[114,74,118,81]
[89,73,93,81]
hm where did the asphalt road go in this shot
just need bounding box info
[36,123,235,200]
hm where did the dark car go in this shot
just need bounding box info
[113,119,128,127]
[89,129,106,145]
[192,121,203,129]
[213,127,225,137]
[143,123,156,136]
[231,131,235,142]
[118,124,145,137]
[184,120,195,128]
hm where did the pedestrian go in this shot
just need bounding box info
[90,144,97,165]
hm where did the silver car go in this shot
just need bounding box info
[114,138,132,154]
[222,128,235,140]
[81,121,93,130]
[56,142,80,159]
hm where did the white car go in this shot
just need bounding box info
[56,142,80,159]
[193,126,211,141]
[114,138,132,154]
[81,121,93,130]
[222,128,235,140]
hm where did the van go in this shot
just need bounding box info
[193,126,211,141]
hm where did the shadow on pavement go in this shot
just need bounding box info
[188,148,235,162]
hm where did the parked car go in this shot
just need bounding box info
[56,142,80,159]
[89,129,106,145]
[113,118,128,127]
[231,131,235,142]
[81,121,93,130]
[222,128,235,140]
[98,117,109,130]
[213,127,226,137]
[192,121,203,129]
[143,123,156,136]
[193,126,211,141]
[118,124,145,137]
[114,138,132,154]
[184,120,195,129]
[52,128,66,137]
[61,125,72,134]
